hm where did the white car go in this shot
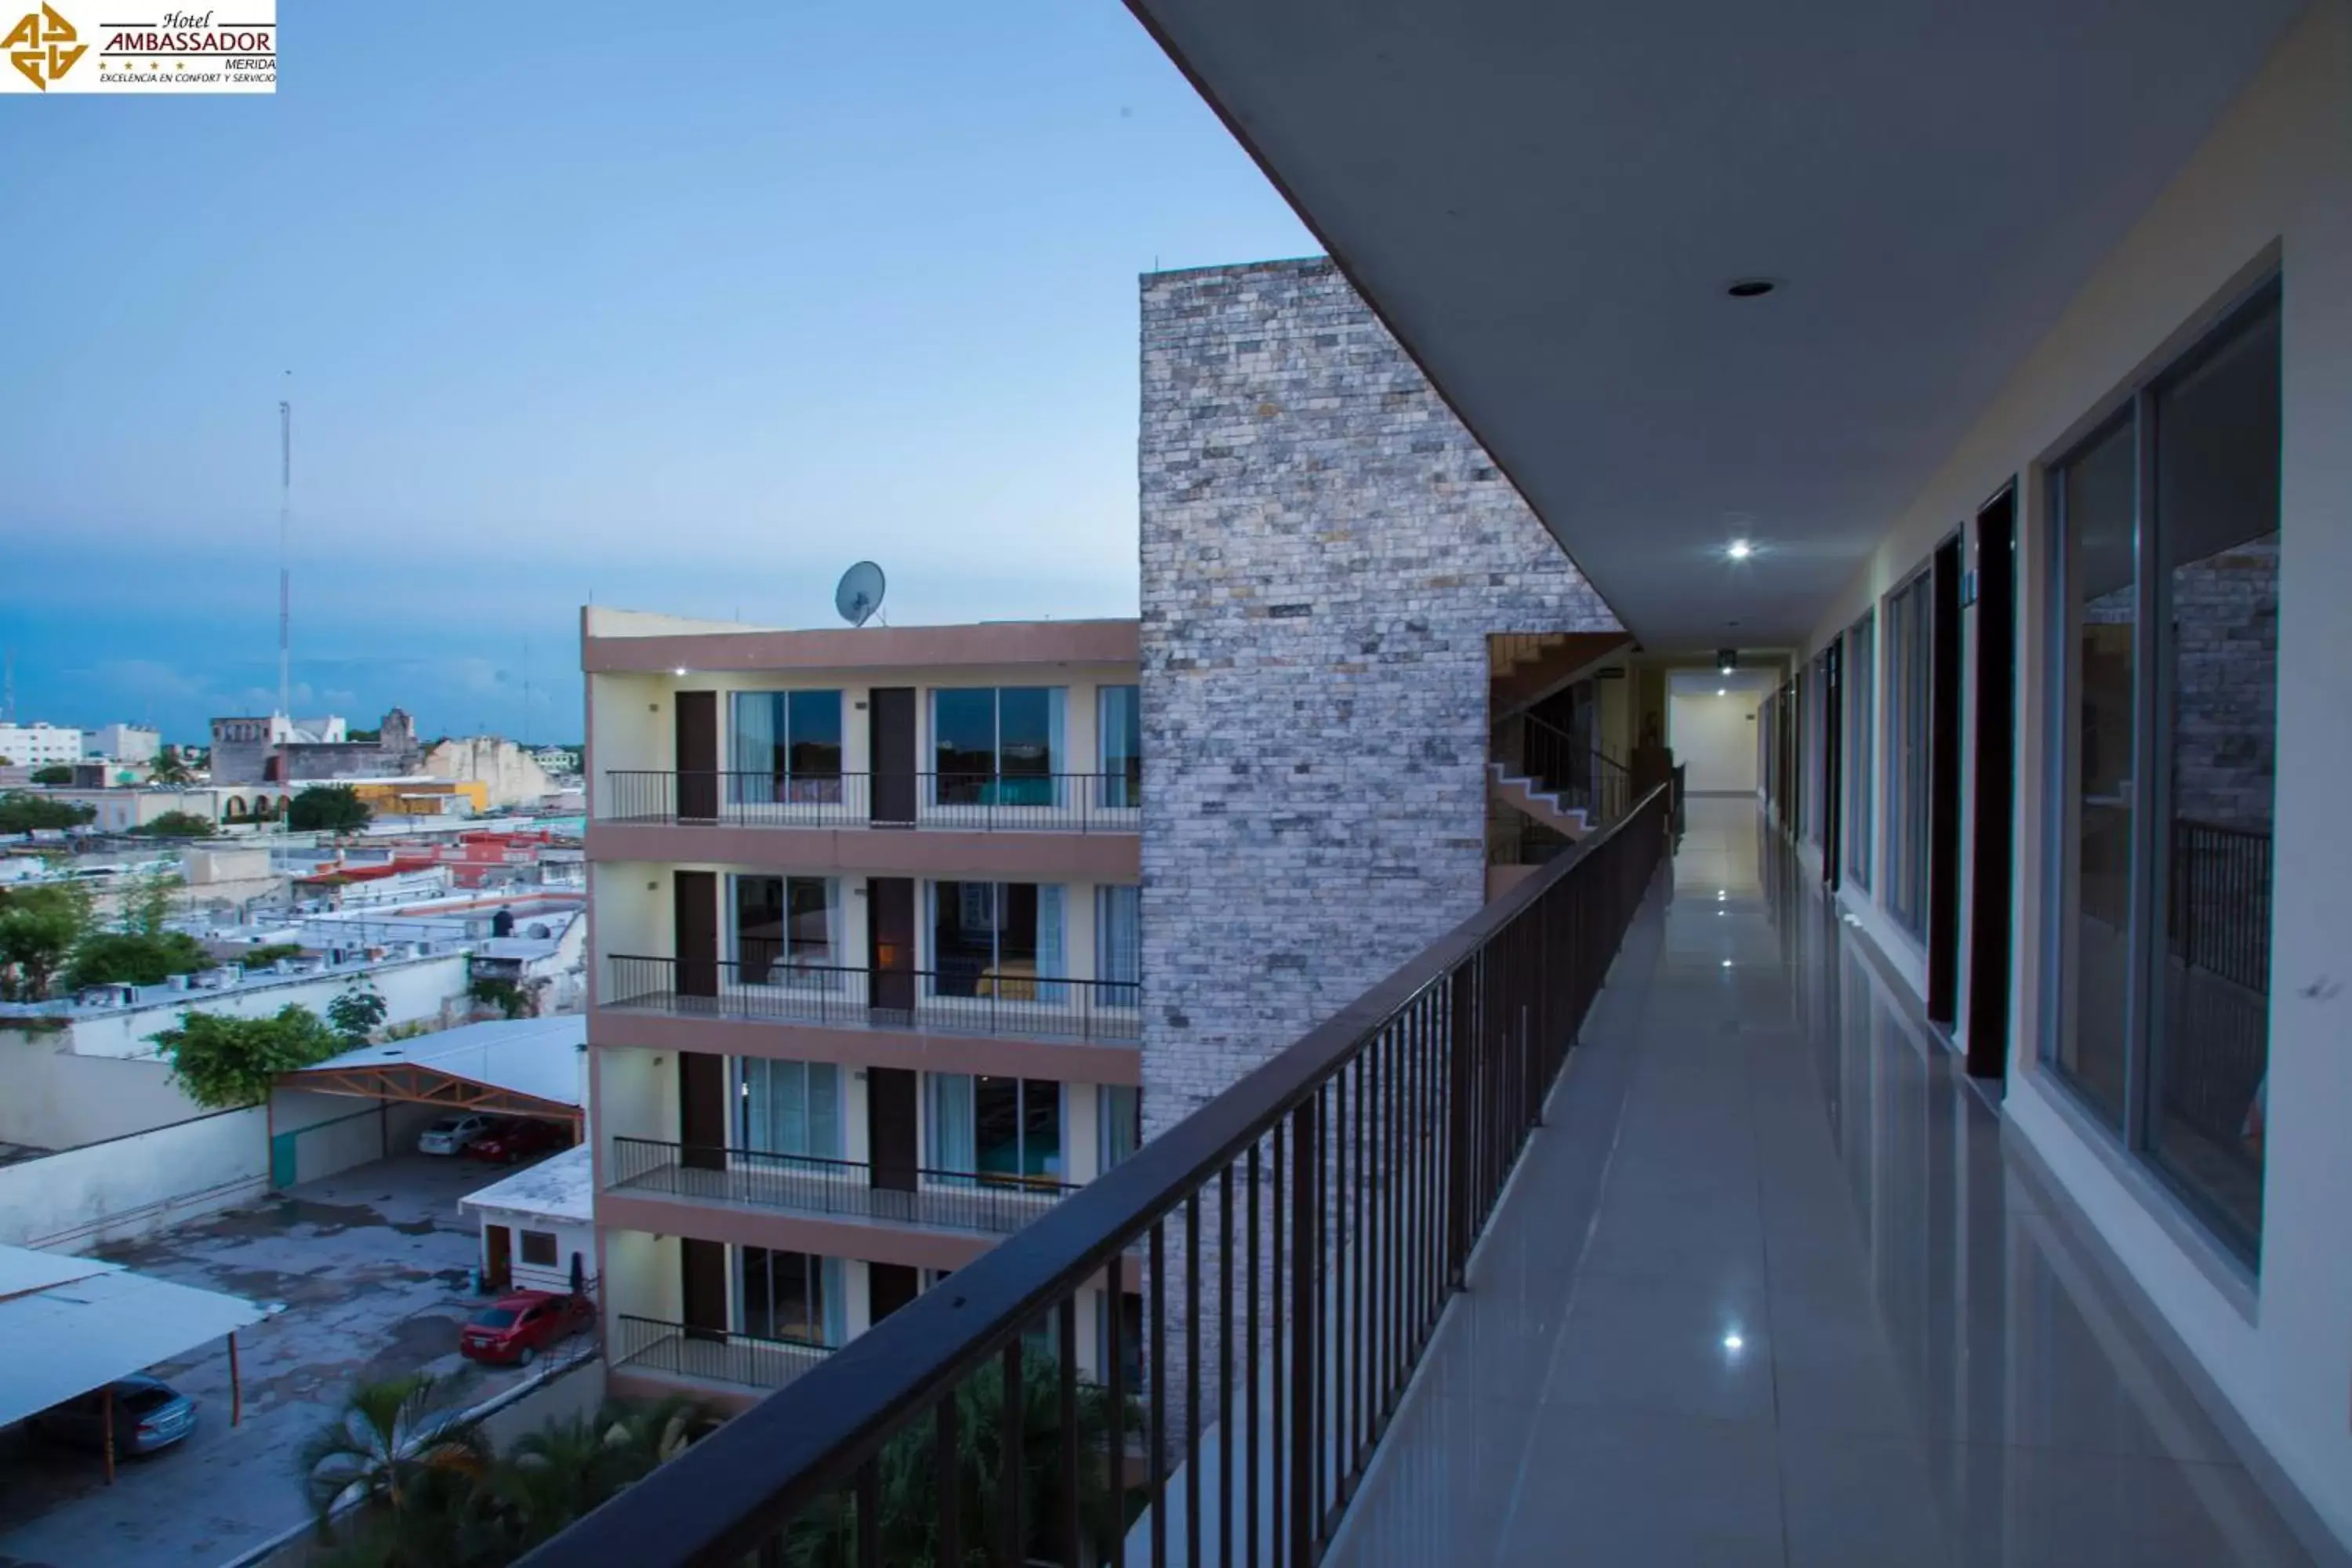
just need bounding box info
[418,1113,499,1156]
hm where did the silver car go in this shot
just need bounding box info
[35,1375,197,1455]
[417,1112,499,1156]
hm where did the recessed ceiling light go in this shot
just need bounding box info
[1726,278,1777,299]
[1726,540,1754,561]
[1717,688,1727,696]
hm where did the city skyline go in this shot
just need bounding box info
[0,3,1311,741]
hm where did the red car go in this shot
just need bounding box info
[459,1290,594,1366]
[466,1118,570,1164]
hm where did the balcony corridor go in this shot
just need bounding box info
[1324,799,2318,1568]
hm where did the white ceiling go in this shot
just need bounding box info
[1127,0,2305,647]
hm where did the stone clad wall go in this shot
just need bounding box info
[1137,257,1620,1138]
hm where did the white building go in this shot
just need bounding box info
[84,724,162,764]
[0,724,85,768]
[460,1144,595,1295]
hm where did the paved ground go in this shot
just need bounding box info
[0,1152,554,1567]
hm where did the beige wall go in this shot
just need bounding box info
[1666,691,1760,794]
[1794,6,2352,1543]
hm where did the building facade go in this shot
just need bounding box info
[581,612,1145,1410]
[0,724,84,768]
[83,724,161,764]
[209,709,422,785]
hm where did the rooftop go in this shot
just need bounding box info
[288,1012,586,1112]
[458,1142,593,1225]
[582,607,1140,674]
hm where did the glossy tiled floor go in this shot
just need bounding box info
[1323,800,2318,1568]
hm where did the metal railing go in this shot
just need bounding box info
[601,771,1142,833]
[601,955,1143,1044]
[523,786,1672,1568]
[610,1136,1080,1235]
[1490,712,1634,830]
[2167,818,2270,995]
[612,1313,834,1393]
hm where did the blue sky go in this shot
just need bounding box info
[0,4,1310,744]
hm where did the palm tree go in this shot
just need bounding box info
[299,1372,490,1529]
[483,1395,706,1552]
[150,746,194,786]
[786,1344,1137,1567]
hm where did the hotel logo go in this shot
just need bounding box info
[1,3,275,93]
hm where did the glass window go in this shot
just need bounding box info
[729,875,837,981]
[929,880,1054,996]
[1099,1084,1140,1171]
[1095,884,1140,993]
[2045,281,2279,1260]
[931,688,1065,805]
[520,1230,557,1266]
[729,691,844,804]
[1886,571,1934,938]
[1098,685,1141,808]
[739,1058,842,1160]
[929,1073,1064,1181]
[736,1247,838,1345]
[1845,612,1875,889]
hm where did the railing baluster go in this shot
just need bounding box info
[1150,1219,1168,1568]
[1058,1294,1080,1568]
[1185,1192,1202,1568]
[997,1337,1023,1568]
[936,1395,962,1568]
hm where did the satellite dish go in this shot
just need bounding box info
[836,561,886,628]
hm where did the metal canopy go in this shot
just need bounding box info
[0,1246,265,1432]
[276,1013,585,1125]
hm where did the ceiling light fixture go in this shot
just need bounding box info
[1726,539,1754,561]
[1726,278,1777,299]
[1717,688,1727,697]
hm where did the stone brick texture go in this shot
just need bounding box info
[1137,256,1620,1140]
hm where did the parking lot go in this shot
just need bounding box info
[0,1152,560,1567]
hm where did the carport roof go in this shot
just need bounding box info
[0,1244,266,1428]
[278,1013,585,1121]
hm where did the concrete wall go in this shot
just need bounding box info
[1136,257,1620,1131]
[1667,690,1761,795]
[1793,5,2352,1543]
[45,953,470,1059]
[0,1040,207,1149]
[426,737,559,809]
[0,1107,267,1251]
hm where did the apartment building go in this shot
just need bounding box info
[581,610,1146,1410]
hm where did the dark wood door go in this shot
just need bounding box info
[868,1066,918,1192]
[674,869,718,1000]
[679,1050,726,1170]
[676,690,718,820]
[868,876,915,1015]
[1927,535,1965,1025]
[870,687,916,826]
[1966,487,2017,1078]
[681,1237,728,1340]
[484,1225,511,1290]
[868,1262,920,1323]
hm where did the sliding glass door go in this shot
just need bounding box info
[2045,279,2280,1260]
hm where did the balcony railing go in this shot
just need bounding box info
[610,1135,1080,1236]
[612,1312,834,1393]
[601,771,1142,833]
[523,786,1672,1568]
[601,955,1142,1044]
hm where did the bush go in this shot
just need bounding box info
[289,786,371,833]
[136,811,216,838]
[151,1005,344,1109]
[30,765,73,785]
[469,976,529,1019]
[0,793,95,833]
[64,930,211,990]
[241,942,309,968]
[328,983,388,1044]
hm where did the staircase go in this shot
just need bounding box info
[1489,763,1592,840]
[1489,631,1634,718]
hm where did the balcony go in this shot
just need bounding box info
[610,1312,832,1397]
[599,955,1141,1044]
[590,771,1142,879]
[608,1136,1076,1237]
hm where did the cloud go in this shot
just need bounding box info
[89,659,212,702]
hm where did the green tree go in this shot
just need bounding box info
[469,975,529,1019]
[782,1345,1137,1568]
[328,982,389,1044]
[290,785,371,833]
[150,746,194,785]
[64,931,210,990]
[151,1004,344,1109]
[136,810,216,838]
[0,880,95,1000]
[241,942,309,968]
[30,764,74,785]
[0,793,96,833]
